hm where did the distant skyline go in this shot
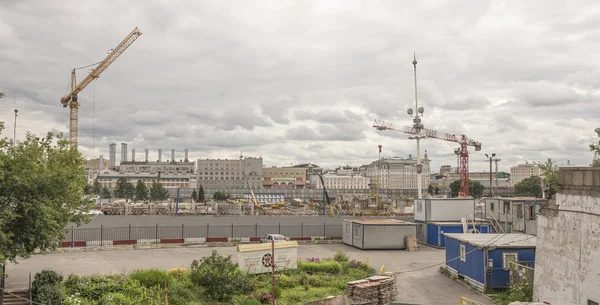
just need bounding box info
[1,0,599,172]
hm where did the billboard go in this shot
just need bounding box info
[237,241,298,274]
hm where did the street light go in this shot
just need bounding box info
[13,109,18,150]
[407,53,426,199]
[485,153,496,197]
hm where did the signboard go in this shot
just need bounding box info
[237,241,298,274]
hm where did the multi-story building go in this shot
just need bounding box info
[119,161,195,174]
[197,157,263,190]
[510,162,540,186]
[120,143,128,164]
[444,171,510,181]
[96,171,191,189]
[365,153,431,191]
[109,143,117,168]
[262,167,306,189]
[84,156,111,172]
[310,174,370,190]
[335,166,360,176]
[439,165,453,175]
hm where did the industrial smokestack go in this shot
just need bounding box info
[145,149,149,162]
[158,149,162,162]
[132,149,136,162]
[184,149,189,162]
[171,149,175,162]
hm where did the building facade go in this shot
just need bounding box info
[119,161,195,174]
[533,167,600,304]
[310,174,370,190]
[120,142,128,164]
[109,143,116,168]
[96,171,191,189]
[197,157,263,190]
[365,153,431,191]
[84,156,111,172]
[439,165,453,175]
[510,162,540,186]
[262,167,306,189]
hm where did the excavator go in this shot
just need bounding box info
[317,173,334,216]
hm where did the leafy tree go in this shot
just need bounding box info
[114,177,134,200]
[450,180,485,198]
[32,270,64,305]
[198,184,205,202]
[101,187,111,199]
[134,180,148,202]
[149,181,169,202]
[0,123,90,263]
[0,91,4,98]
[590,143,600,167]
[535,158,561,198]
[434,187,440,195]
[213,190,229,201]
[515,176,542,197]
[92,180,102,195]
[191,189,198,202]
[84,185,93,195]
[427,184,433,195]
[190,251,253,301]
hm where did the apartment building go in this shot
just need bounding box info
[310,174,370,190]
[510,162,540,186]
[197,157,263,190]
[365,153,431,190]
[262,167,306,189]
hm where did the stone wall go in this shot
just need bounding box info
[533,167,600,304]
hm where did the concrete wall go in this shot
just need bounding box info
[533,167,600,305]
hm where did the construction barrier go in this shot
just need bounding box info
[459,297,486,305]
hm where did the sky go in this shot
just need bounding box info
[1,0,599,173]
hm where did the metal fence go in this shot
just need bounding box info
[508,261,534,287]
[63,223,343,242]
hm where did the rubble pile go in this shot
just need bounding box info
[344,276,397,305]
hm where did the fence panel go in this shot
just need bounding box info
[158,226,185,239]
[305,224,325,237]
[131,226,156,240]
[73,228,100,241]
[325,225,342,237]
[208,225,231,238]
[280,225,302,237]
[102,227,129,241]
[183,226,207,238]
[257,225,279,237]
[233,225,255,238]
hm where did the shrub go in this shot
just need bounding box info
[333,251,349,263]
[167,283,196,305]
[233,295,262,305]
[32,270,64,305]
[190,250,253,301]
[130,269,173,288]
[63,274,161,304]
[298,261,342,274]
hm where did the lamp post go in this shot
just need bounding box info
[407,53,426,199]
[485,153,496,197]
[13,109,18,150]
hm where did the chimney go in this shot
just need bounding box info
[184,149,189,162]
[171,149,175,162]
[132,149,136,162]
[99,155,104,170]
[158,149,162,162]
[145,149,149,162]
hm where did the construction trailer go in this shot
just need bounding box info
[482,197,547,235]
[342,219,416,250]
[418,220,492,248]
[414,198,476,222]
[444,233,536,293]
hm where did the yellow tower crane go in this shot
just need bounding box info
[60,27,142,148]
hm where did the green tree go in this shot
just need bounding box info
[92,180,102,195]
[149,181,170,202]
[191,189,198,202]
[434,187,440,195]
[0,91,4,99]
[535,158,561,198]
[590,143,600,167]
[134,180,148,202]
[101,187,111,199]
[213,190,229,201]
[114,177,134,200]
[427,184,433,195]
[198,184,205,202]
[190,251,253,301]
[0,123,90,263]
[449,180,485,198]
[515,176,542,197]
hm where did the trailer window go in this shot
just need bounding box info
[354,224,361,238]
[527,205,536,221]
[502,252,518,269]
[417,201,423,213]
[460,244,466,262]
[490,201,495,212]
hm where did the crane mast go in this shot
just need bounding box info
[373,119,482,197]
[60,27,142,148]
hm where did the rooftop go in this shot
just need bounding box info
[444,233,536,248]
[345,219,415,225]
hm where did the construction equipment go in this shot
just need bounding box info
[60,27,142,148]
[316,173,334,216]
[373,119,482,198]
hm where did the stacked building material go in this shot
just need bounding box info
[345,276,397,305]
[351,281,380,304]
[405,235,419,251]
[345,279,369,298]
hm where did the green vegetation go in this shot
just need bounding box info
[38,251,375,305]
[114,177,134,200]
[536,158,561,198]
[149,180,170,202]
[135,179,149,201]
[213,190,230,201]
[0,124,91,263]
[198,184,205,202]
[191,189,198,202]
[493,281,533,304]
[449,180,485,198]
[514,176,542,197]
[591,143,600,167]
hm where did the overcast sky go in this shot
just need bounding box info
[1,0,599,172]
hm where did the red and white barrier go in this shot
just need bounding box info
[60,236,342,248]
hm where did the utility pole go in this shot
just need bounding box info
[13,109,18,151]
[485,153,496,197]
[494,158,501,193]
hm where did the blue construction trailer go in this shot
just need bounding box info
[424,221,492,248]
[444,233,536,292]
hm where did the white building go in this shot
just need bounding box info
[309,174,370,190]
[119,161,195,174]
[365,153,431,191]
[197,156,263,190]
[533,167,600,304]
[96,170,192,190]
[509,162,540,186]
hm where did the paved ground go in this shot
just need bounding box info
[6,244,490,305]
[80,215,413,227]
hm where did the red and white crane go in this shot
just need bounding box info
[372,119,482,198]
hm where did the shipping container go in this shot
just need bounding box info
[342,219,417,250]
[444,233,536,292]
[414,198,475,222]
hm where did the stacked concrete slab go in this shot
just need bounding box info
[344,276,397,305]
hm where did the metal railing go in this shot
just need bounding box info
[63,223,343,243]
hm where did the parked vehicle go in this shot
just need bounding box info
[260,234,290,243]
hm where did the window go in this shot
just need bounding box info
[460,244,466,262]
[516,204,523,219]
[527,205,535,221]
[354,223,361,238]
[502,252,518,269]
[417,201,423,213]
[490,202,495,212]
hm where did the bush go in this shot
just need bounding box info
[63,274,162,304]
[298,261,342,274]
[32,270,64,305]
[190,250,253,301]
[333,251,349,263]
[233,295,262,305]
[167,283,196,305]
[130,269,173,288]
